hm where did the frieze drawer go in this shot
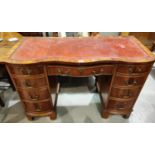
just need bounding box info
[47,65,114,76]
[117,63,152,74]
[8,65,44,75]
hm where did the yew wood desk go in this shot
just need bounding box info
[0,36,155,120]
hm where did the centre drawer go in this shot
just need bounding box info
[23,100,53,113]
[8,65,44,75]
[47,65,114,76]
[13,76,47,88]
[18,88,50,101]
[113,74,147,87]
[110,87,140,99]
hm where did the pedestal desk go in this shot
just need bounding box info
[0,36,155,120]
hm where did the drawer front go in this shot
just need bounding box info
[23,100,53,112]
[18,88,50,101]
[47,65,114,76]
[8,65,44,75]
[117,63,152,74]
[113,75,147,87]
[110,87,140,99]
[108,107,132,115]
[13,76,47,88]
[107,99,134,110]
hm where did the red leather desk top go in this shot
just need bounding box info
[9,36,155,64]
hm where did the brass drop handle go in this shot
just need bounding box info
[116,104,131,109]
[57,69,62,74]
[20,68,27,74]
[26,68,32,75]
[92,70,97,75]
[34,103,41,112]
[64,70,70,76]
[78,68,83,74]
[124,79,137,86]
[133,79,137,85]
[30,95,39,101]
[100,68,104,72]
[128,67,134,73]
[124,80,129,86]
[116,102,133,109]
[20,68,32,75]
[123,90,132,98]
[115,104,125,109]
[137,67,142,72]
[24,80,32,87]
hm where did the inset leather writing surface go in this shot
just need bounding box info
[9,36,155,63]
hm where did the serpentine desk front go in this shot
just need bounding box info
[0,36,155,120]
